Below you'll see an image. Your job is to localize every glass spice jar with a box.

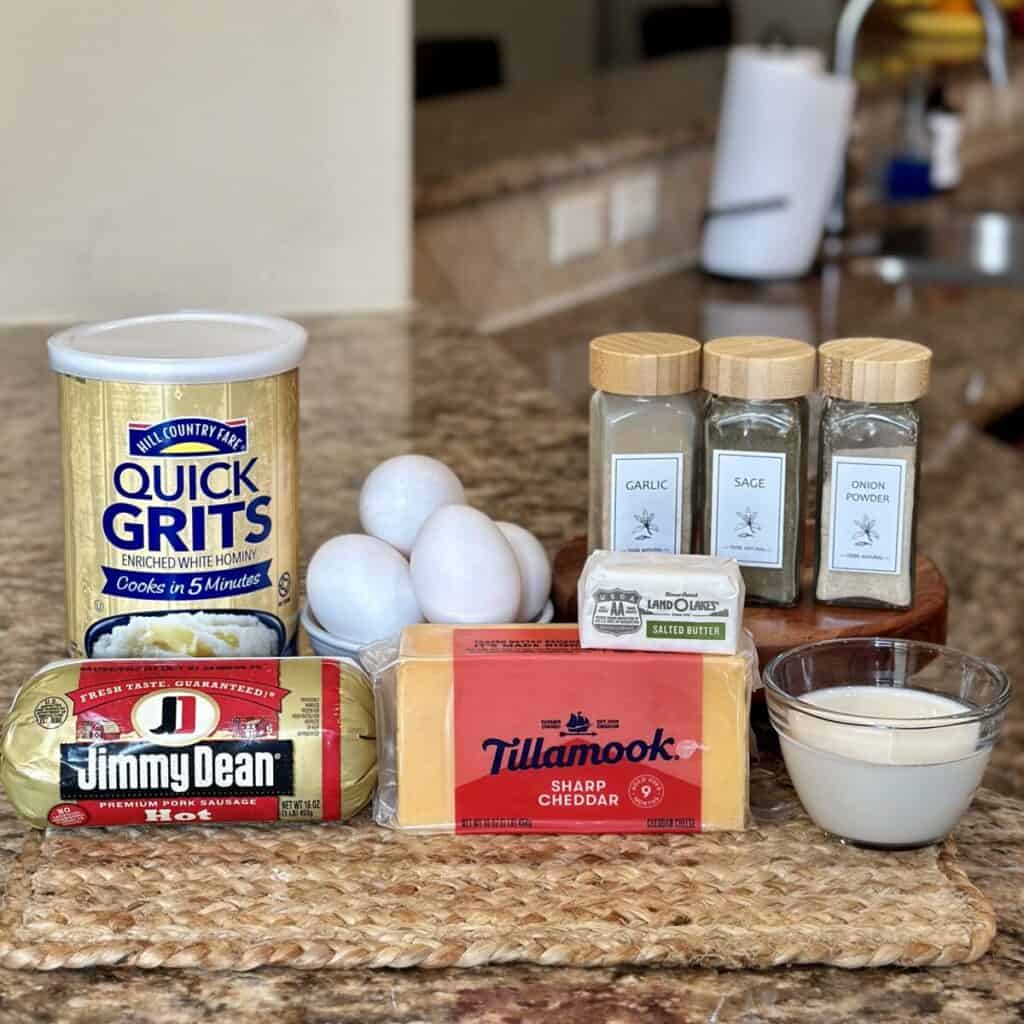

[814,337,932,610]
[588,333,702,555]
[701,336,815,606]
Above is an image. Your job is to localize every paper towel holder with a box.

[702,196,789,226]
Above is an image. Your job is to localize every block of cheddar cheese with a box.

[371,624,756,835]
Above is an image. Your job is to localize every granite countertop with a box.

[3,164,1024,1021]
[415,50,724,215]
[0,284,1022,1020]
[416,38,1024,216]
[498,156,1024,802]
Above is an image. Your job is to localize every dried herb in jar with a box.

[814,338,932,610]
[701,336,815,607]
[588,333,702,555]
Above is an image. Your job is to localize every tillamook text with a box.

[482,729,676,775]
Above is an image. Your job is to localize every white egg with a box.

[496,522,552,622]
[359,454,466,556]
[306,534,423,644]
[411,506,521,624]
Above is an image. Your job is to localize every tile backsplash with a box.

[416,57,1024,331]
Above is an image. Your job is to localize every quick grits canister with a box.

[48,313,306,658]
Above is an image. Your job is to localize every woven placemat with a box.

[0,802,995,972]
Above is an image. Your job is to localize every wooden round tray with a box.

[552,535,948,669]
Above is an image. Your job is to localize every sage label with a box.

[610,452,683,553]
[827,456,907,574]
[709,450,785,568]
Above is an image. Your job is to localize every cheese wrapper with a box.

[366,624,756,835]
[578,550,745,654]
[0,658,376,829]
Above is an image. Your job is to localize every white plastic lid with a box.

[47,311,307,384]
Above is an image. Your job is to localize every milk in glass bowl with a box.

[764,638,1011,848]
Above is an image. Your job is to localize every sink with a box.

[985,403,1024,451]
[836,213,1024,286]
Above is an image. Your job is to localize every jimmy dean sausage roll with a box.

[0,657,375,829]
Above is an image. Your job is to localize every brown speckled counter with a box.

[3,163,1024,1017]
[0,295,1022,1021]
[416,41,1024,217]
[497,161,1024,802]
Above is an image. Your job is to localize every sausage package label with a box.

[369,624,755,835]
[0,658,377,829]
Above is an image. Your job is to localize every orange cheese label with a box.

[453,628,704,833]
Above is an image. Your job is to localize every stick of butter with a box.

[578,551,745,654]
[366,623,756,835]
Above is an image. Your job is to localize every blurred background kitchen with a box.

[1,0,1021,788]
[7,3,1022,398]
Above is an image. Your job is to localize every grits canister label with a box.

[827,456,907,575]
[453,629,703,833]
[609,452,684,553]
[57,371,299,656]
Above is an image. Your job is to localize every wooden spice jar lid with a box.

[819,338,932,403]
[589,333,701,396]
[702,336,816,400]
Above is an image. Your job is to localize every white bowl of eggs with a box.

[303,454,554,659]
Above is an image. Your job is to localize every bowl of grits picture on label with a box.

[84,608,286,658]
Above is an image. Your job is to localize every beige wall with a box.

[0,0,411,323]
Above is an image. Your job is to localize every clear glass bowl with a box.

[763,637,1011,848]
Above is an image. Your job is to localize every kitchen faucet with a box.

[826,0,1010,235]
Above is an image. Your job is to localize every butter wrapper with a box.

[578,550,745,654]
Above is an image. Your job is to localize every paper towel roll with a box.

[701,46,856,280]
